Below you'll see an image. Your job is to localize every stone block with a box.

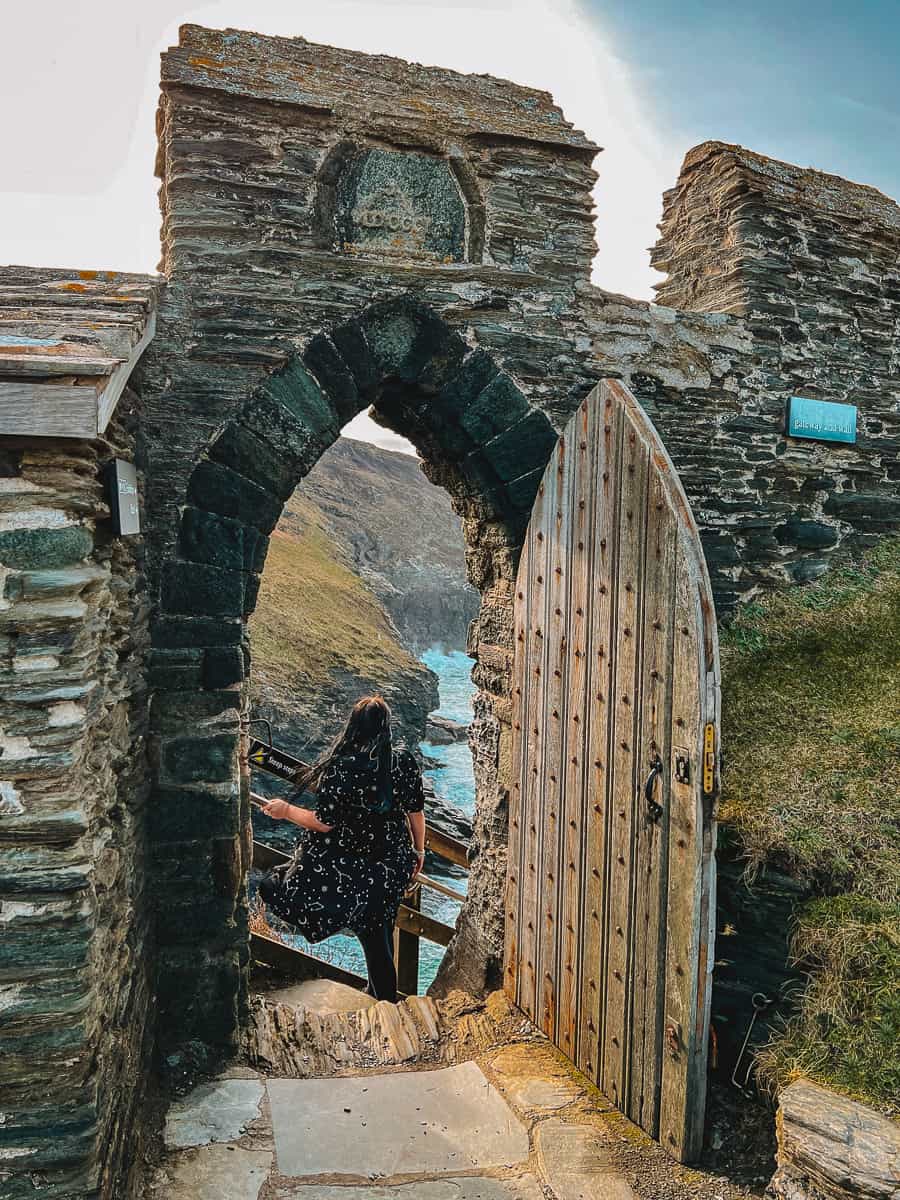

[825,490,900,526]
[0,526,93,570]
[203,647,245,689]
[436,349,500,416]
[240,392,327,478]
[330,319,381,397]
[157,897,239,946]
[460,374,530,443]
[148,648,205,691]
[775,518,839,549]
[260,358,340,441]
[161,732,239,785]
[267,1061,529,1178]
[179,507,246,572]
[244,530,269,574]
[151,615,244,650]
[243,572,261,616]
[468,410,558,485]
[504,468,543,515]
[303,333,362,424]
[156,1144,271,1200]
[150,688,240,737]
[161,562,246,618]
[149,788,241,843]
[534,1120,636,1200]
[768,1079,900,1200]
[187,461,282,533]
[701,532,742,567]
[156,955,241,1047]
[163,1077,265,1149]
[358,296,467,391]
[209,423,297,499]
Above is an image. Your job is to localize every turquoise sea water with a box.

[271,647,476,991]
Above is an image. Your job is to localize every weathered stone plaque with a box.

[332,149,466,262]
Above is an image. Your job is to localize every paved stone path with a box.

[148,984,639,1200]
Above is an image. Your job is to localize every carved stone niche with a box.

[316,142,472,263]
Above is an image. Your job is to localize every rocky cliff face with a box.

[248,437,475,809]
[295,438,479,652]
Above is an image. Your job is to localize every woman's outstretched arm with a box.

[261,798,333,833]
[407,809,426,880]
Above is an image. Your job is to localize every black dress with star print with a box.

[264,746,425,942]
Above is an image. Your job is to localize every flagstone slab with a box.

[156,1144,272,1200]
[488,1044,586,1113]
[268,1061,530,1179]
[274,1177,545,1199]
[535,1120,637,1200]
[164,1078,265,1149]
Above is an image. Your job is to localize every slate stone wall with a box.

[653,140,900,582]
[3,30,900,1195]
[134,28,900,1051]
[0,394,152,1198]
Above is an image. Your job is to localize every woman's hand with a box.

[262,799,292,821]
[409,848,425,884]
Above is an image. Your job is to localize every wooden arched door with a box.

[504,379,720,1163]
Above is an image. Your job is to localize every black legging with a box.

[358,920,397,1002]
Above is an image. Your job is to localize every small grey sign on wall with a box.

[333,149,466,262]
[105,459,141,536]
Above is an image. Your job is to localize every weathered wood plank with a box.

[519,461,555,1022]
[601,418,649,1111]
[657,535,720,1161]
[537,433,571,1040]
[576,388,619,1082]
[250,931,367,989]
[627,467,677,1136]
[556,397,595,1064]
[0,382,100,438]
[0,353,119,378]
[96,308,157,433]
[504,533,529,1001]
[423,824,469,869]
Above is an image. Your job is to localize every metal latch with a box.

[674,752,691,785]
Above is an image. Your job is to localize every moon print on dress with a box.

[264,747,425,942]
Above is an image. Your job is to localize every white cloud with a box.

[0,0,673,453]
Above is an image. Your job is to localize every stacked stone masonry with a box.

[0,24,898,1200]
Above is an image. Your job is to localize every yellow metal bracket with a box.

[703,724,717,796]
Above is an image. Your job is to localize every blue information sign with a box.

[787,397,857,444]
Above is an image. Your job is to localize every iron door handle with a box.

[644,755,663,822]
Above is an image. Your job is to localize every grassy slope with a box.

[249,496,427,693]
[719,539,899,1112]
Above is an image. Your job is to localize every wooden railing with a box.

[245,731,469,995]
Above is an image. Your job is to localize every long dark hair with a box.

[293,695,393,795]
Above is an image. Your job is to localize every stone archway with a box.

[150,294,560,1052]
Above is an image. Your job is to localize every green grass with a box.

[249,497,427,694]
[720,539,900,1112]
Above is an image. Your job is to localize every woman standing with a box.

[259,695,426,1002]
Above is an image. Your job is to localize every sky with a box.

[1,0,896,454]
